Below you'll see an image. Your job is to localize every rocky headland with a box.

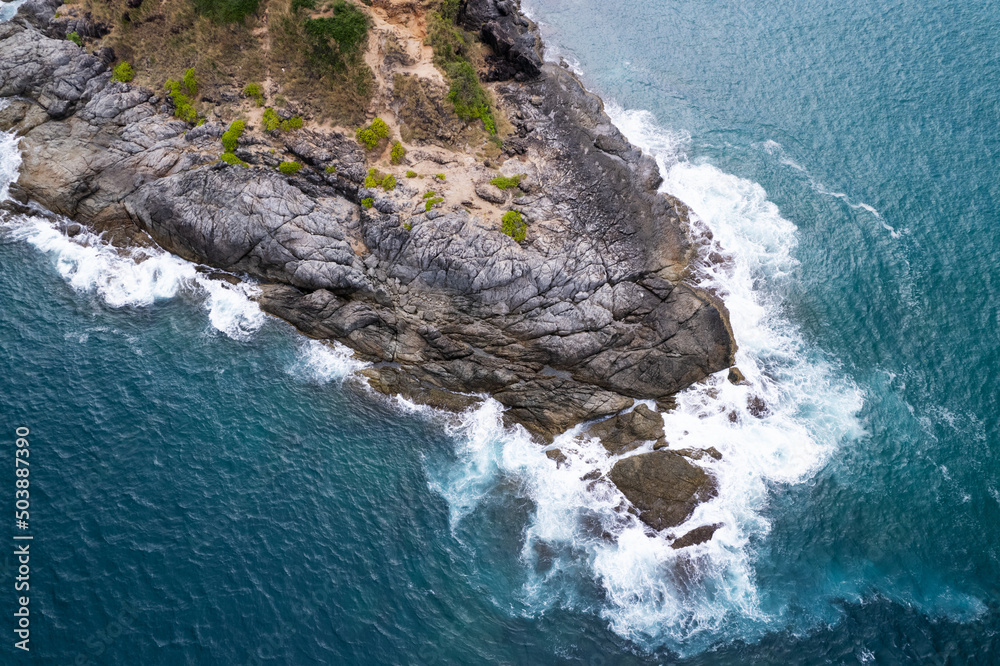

[0,0,735,546]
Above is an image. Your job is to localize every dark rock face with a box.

[671,523,723,549]
[0,1,734,446]
[461,0,543,80]
[609,451,717,531]
[586,404,665,455]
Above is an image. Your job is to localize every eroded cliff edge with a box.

[0,0,735,539]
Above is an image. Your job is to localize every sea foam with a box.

[422,102,866,653]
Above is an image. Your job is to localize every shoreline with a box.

[0,0,737,544]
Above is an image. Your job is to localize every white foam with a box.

[422,102,866,652]
[1,214,267,340]
[286,338,368,384]
[0,129,21,201]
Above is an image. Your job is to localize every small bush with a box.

[278,161,302,174]
[280,116,303,131]
[356,117,390,149]
[165,79,199,124]
[390,141,406,165]
[501,210,527,242]
[66,31,83,46]
[243,82,264,106]
[406,170,417,178]
[325,165,337,174]
[362,197,374,209]
[304,2,370,72]
[191,0,260,23]
[422,190,436,199]
[182,68,198,97]
[220,152,247,166]
[262,107,281,131]
[403,222,412,231]
[445,60,496,134]
[221,120,245,152]
[490,174,524,190]
[382,174,396,191]
[425,197,443,211]
[111,61,134,83]
[435,173,446,181]
[364,168,379,189]
[291,0,315,11]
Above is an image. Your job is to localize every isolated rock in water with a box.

[609,450,717,531]
[728,366,746,384]
[586,404,664,455]
[671,523,723,550]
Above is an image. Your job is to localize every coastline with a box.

[1,0,736,542]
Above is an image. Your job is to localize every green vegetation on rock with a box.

[406,170,417,178]
[361,197,374,209]
[501,210,527,242]
[435,173,446,181]
[182,68,199,96]
[262,107,281,131]
[243,82,264,106]
[356,117,390,149]
[165,78,200,124]
[390,141,406,165]
[66,31,83,46]
[325,165,337,174]
[422,190,436,199]
[278,161,302,174]
[220,152,247,166]
[382,174,396,191]
[426,4,497,135]
[425,197,443,211]
[111,61,134,83]
[221,120,245,152]
[490,174,523,190]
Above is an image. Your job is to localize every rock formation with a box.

[0,0,733,536]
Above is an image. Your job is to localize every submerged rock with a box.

[609,451,717,531]
[586,404,665,455]
[671,523,723,549]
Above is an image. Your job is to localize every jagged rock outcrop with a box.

[1,0,733,527]
[586,404,666,455]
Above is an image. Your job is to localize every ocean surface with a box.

[2,0,999,662]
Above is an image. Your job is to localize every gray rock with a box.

[585,404,665,455]
[671,523,723,549]
[609,451,717,531]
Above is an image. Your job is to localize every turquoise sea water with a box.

[2,0,999,662]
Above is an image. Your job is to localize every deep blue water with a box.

[2,0,1000,662]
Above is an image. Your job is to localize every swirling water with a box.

[2,0,999,662]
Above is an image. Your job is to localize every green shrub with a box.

[221,120,246,152]
[325,165,337,174]
[182,68,198,97]
[191,0,260,23]
[381,174,396,191]
[361,197,374,209]
[355,117,390,149]
[403,222,412,231]
[220,152,247,166]
[364,168,379,189]
[501,210,527,242]
[390,141,406,165]
[66,31,83,46]
[111,61,134,83]
[243,82,264,106]
[291,0,315,11]
[279,116,303,131]
[490,174,523,190]
[165,79,199,124]
[262,107,281,131]
[435,173,446,181]
[278,161,302,174]
[422,190,436,199]
[304,1,369,71]
[425,197,443,211]
[405,170,417,178]
[445,61,496,134]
